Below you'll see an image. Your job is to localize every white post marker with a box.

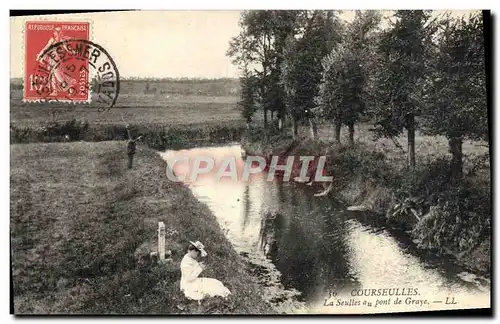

[158,222,166,261]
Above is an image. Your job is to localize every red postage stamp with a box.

[24,21,90,102]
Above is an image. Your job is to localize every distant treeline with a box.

[120,78,240,97]
[122,77,239,83]
[10,77,241,97]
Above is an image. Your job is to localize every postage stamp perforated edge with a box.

[21,16,94,105]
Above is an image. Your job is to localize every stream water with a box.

[160,144,490,314]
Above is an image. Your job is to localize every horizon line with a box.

[9,76,240,82]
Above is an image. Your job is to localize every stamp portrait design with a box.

[24,21,90,102]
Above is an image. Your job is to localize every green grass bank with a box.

[10,119,245,150]
[10,141,274,314]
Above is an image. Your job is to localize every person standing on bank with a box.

[126,124,143,169]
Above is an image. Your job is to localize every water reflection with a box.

[257,184,359,303]
[160,145,490,312]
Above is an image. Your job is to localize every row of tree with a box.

[227,10,488,180]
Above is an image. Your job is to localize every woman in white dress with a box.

[180,241,231,301]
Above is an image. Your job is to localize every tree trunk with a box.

[309,118,318,140]
[348,124,355,146]
[263,108,268,128]
[407,114,416,169]
[271,110,274,120]
[449,137,463,181]
[292,117,299,139]
[277,109,285,132]
[334,120,341,144]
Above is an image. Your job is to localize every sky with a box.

[10,10,479,79]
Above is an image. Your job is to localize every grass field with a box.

[316,122,490,176]
[10,141,273,314]
[11,77,240,98]
[10,77,242,127]
[10,78,246,148]
[10,90,242,127]
[249,120,489,178]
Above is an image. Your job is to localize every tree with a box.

[227,11,275,128]
[280,35,301,138]
[298,11,343,139]
[316,10,381,145]
[227,11,304,130]
[280,11,343,139]
[422,12,487,180]
[238,66,258,125]
[268,11,302,131]
[371,10,437,168]
[316,48,342,143]
[316,45,363,145]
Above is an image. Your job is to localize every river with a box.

[160,144,490,314]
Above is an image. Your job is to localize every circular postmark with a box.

[31,39,120,111]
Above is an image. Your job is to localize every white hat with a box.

[189,241,207,257]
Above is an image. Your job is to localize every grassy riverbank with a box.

[241,124,491,275]
[10,141,274,314]
[10,81,245,149]
[10,119,245,150]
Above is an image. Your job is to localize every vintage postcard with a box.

[10,10,491,315]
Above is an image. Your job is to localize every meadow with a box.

[10,141,273,314]
[314,122,489,178]
[10,78,246,149]
[10,77,242,127]
[10,78,277,314]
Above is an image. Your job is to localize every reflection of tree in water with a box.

[259,211,284,261]
[241,182,252,230]
[278,220,317,299]
[258,184,360,302]
[276,179,286,206]
[319,210,361,294]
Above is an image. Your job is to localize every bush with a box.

[330,144,394,186]
[393,158,452,204]
[412,182,491,255]
[10,120,245,150]
[11,119,90,143]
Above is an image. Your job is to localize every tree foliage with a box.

[227,11,306,127]
[421,12,486,180]
[371,11,437,137]
[228,10,487,165]
[280,11,343,137]
[422,12,487,141]
[370,10,438,167]
[237,66,258,123]
[315,11,381,138]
